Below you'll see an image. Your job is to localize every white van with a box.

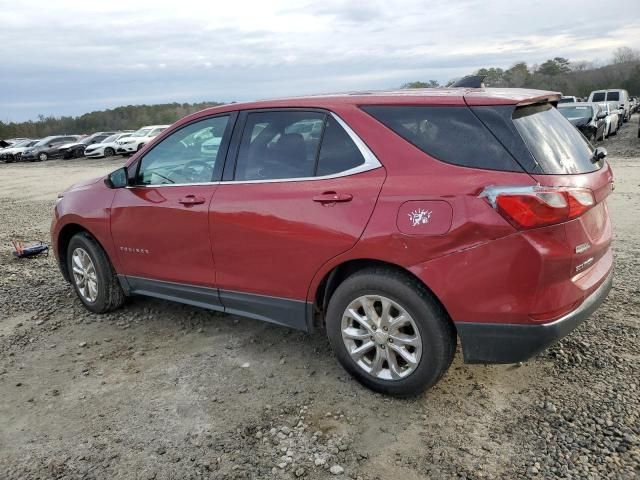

[588,89,630,122]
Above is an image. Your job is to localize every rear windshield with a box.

[361,106,522,172]
[558,106,593,118]
[606,91,620,101]
[558,98,574,103]
[512,104,599,174]
[591,92,606,102]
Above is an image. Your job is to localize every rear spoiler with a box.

[463,88,561,107]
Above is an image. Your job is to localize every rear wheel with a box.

[325,267,456,397]
[104,147,115,157]
[67,233,125,313]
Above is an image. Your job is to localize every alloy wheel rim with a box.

[341,295,422,381]
[71,248,99,303]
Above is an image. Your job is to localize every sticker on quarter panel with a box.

[397,201,453,235]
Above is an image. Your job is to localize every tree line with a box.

[402,46,640,97]
[0,102,223,139]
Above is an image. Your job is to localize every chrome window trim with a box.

[127,112,382,188]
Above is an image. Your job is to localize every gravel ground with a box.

[0,117,638,480]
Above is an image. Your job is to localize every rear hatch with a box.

[466,95,614,314]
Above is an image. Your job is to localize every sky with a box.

[1,0,639,122]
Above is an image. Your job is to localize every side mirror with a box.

[596,112,607,119]
[104,167,129,189]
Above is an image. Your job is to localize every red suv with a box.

[51,88,613,396]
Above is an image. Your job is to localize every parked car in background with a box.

[629,97,638,114]
[600,102,620,137]
[21,135,81,161]
[0,139,38,163]
[116,125,169,155]
[52,88,613,396]
[557,102,607,142]
[588,89,630,122]
[558,96,579,103]
[84,131,134,158]
[56,132,117,159]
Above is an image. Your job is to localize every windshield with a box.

[34,137,56,146]
[79,136,96,145]
[11,139,32,148]
[606,91,620,101]
[513,104,599,174]
[101,134,118,143]
[558,106,593,118]
[132,128,152,137]
[558,98,574,103]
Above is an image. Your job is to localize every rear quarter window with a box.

[361,106,523,172]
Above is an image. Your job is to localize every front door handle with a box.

[178,195,206,206]
[312,192,353,204]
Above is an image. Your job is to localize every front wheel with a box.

[67,233,125,313]
[38,152,48,161]
[325,268,456,397]
[104,147,115,157]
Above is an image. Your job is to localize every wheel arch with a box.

[56,223,107,283]
[311,258,455,333]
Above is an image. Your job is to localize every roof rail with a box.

[450,75,486,88]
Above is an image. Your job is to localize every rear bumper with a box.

[456,269,613,364]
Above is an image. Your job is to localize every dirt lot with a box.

[1,119,639,480]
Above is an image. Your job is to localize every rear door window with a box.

[316,116,365,176]
[234,111,325,181]
[512,104,600,174]
[591,92,606,102]
[362,105,523,172]
[606,91,620,101]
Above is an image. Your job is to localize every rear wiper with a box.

[591,147,607,164]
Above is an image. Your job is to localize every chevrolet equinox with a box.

[51,88,614,396]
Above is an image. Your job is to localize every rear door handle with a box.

[312,192,353,204]
[178,195,206,206]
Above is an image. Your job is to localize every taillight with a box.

[480,186,595,229]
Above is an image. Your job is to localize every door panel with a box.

[210,169,385,300]
[111,185,217,286]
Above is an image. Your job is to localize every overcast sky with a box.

[1,0,639,122]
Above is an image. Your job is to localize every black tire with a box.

[104,147,115,157]
[137,143,144,151]
[67,232,125,313]
[325,267,456,397]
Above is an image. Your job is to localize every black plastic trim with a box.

[120,275,311,331]
[457,271,613,364]
[219,289,308,331]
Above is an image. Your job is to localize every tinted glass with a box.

[362,106,522,172]
[606,91,620,101]
[591,92,606,102]
[235,111,325,181]
[558,105,593,118]
[137,116,229,185]
[558,98,573,103]
[513,104,599,174]
[316,116,365,176]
